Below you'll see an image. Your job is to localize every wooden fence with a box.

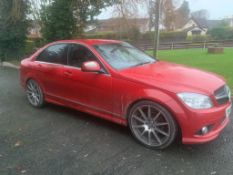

[132,40,233,51]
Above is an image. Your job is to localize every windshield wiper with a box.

[133,61,155,67]
[110,45,122,53]
[110,45,133,53]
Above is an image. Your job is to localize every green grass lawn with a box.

[147,48,233,92]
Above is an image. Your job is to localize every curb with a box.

[1,62,19,70]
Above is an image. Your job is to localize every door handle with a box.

[63,71,72,77]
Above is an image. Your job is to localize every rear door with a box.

[34,43,69,97]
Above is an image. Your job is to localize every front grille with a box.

[214,85,231,105]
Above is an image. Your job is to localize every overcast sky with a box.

[98,0,233,20]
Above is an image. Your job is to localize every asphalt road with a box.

[0,67,233,175]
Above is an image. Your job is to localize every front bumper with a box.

[182,102,231,144]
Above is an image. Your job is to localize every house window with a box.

[192,30,201,35]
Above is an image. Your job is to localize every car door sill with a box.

[46,93,122,118]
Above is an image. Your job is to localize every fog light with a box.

[196,125,213,136]
[201,126,208,135]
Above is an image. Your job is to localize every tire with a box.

[128,101,177,149]
[26,79,44,108]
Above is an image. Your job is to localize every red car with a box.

[20,39,232,149]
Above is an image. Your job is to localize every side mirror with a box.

[81,61,101,73]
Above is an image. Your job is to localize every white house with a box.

[179,17,230,37]
[180,18,208,36]
[27,20,42,39]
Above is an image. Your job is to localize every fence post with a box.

[203,41,206,50]
[0,53,6,68]
[171,42,174,50]
[0,59,2,67]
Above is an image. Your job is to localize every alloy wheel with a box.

[26,80,44,107]
[129,102,177,149]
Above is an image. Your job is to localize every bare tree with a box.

[148,0,185,31]
[191,9,210,20]
[29,0,52,20]
[148,0,186,57]
[113,0,141,18]
[147,0,157,31]
[111,0,144,38]
[174,0,190,28]
[163,0,176,31]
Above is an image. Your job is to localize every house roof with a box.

[192,17,208,28]
[191,17,223,29]
[182,25,205,33]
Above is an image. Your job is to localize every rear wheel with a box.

[128,101,177,149]
[26,79,44,108]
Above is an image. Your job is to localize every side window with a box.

[37,44,68,65]
[68,44,97,68]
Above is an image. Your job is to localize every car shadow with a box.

[45,103,129,136]
[43,103,232,154]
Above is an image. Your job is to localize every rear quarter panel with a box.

[20,58,46,93]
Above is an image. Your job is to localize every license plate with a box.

[226,105,232,118]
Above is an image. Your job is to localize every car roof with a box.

[53,39,122,46]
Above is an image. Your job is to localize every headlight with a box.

[177,93,213,109]
[226,85,231,100]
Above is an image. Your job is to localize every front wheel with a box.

[26,79,44,108]
[128,101,177,149]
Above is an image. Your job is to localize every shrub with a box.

[127,27,141,41]
[160,31,187,42]
[83,31,118,40]
[208,27,233,40]
[22,38,47,58]
[0,0,29,62]
[82,30,187,43]
[186,35,192,41]
[83,27,141,41]
[25,40,36,56]
[186,35,210,42]
[142,31,187,42]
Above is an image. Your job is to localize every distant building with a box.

[179,17,233,36]
[27,16,233,39]
[85,18,155,33]
[27,20,42,39]
[224,16,233,27]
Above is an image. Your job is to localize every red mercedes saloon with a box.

[20,39,232,149]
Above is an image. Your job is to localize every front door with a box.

[63,44,113,114]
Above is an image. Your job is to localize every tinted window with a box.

[37,44,68,64]
[68,44,96,68]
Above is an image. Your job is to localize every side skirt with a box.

[45,94,128,126]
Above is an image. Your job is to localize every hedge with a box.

[83,31,187,43]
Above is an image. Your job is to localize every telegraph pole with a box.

[153,0,161,58]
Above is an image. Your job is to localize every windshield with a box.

[94,42,156,70]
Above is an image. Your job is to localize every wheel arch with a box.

[124,94,186,140]
[25,77,46,93]
[126,98,180,125]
